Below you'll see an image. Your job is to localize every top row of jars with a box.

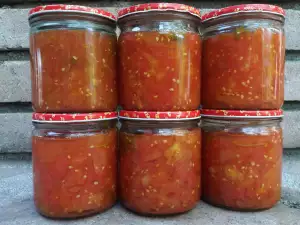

[29,3,286,112]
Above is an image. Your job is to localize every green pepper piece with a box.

[235,26,246,39]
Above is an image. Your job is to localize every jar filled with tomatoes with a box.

[119,110,201,215]
[29,5,117,112]
[32,112,117,218]
[201,4,285,110]
[201,109,283,211]
[118,3,202,111]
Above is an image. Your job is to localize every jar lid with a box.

[29,5,116,21]
[32,112,117,123]
[118,3,201,19]
[202,4,285,22]
[119,110,201,121]
[201,109,283,119]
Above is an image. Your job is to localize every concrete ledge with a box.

[284,61,300,101]
[0,61,30,102]
[0,156,299,225]
[0,112,32,153]
[0,110,299,153]
[282,150,300,208]
[0,6,299,50]
[282,110,300,149]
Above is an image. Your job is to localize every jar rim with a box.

[32,112,118,123]
[201,109,283,119]
[202,4,285,22]
[28,4,116,22]
[117,3,201,20]
[119,110,201,121]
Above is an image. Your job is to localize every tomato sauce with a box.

[32,129,117,218]
[119,31,201,111]
[202,128,282,210]
[202,28,285,109]
[119,129,201,215]
[30,29,117,112]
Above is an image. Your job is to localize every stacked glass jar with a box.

[29,5,118,218]
[28,2,287,219]
[117,3,202,215]
[201,4,285,211]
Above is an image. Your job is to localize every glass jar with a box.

[201,109,283,211]
[29,5,117,113]
[201,4,285,110]
[119,110,201,215]
[32,112,117,218]
[118,3,202,111]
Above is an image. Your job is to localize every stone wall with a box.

[0,0,300,152]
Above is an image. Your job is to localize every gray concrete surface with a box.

[0,61,31,102]
[282,110,300,149]
[0,110,299,153]
[0,112,32,153]
[282,150,300,209]
[0,152,299,225]
[285,61,300,101]
[1,60,299,103]
[0,5,299,50]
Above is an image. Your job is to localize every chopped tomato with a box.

[202,128,282,210]
[30,30,117,112]
[202,27,285,109]
[118,31,201,111]
[32,129,117,218]
[119,129,201,215]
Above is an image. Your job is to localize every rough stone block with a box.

[0,112,32,153]
[0,8,29,50]
[0,59,299,102]
[284,61,300,101]
[282,150,300,208]
[0,61,31,102]
[285,9,300,50]
[283,110,300,149]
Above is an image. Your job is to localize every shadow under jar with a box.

[32,112,117,219]
[201,109,283,211]
[119,110,201,215]
[201,4,285,110]
[29,5,118,113]
[117,3,202,111]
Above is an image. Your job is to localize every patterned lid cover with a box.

[118,3,201,19]
[29,4,116,21]
[119,110,201,120]
[201,109,283,118]
[32,112,118,123]
[202,4,285,22]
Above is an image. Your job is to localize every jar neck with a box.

[203,13,284,28]
[202,117,282,128]
[118,12,200,33]
[202,13,284,37]
[29,13,116,35]
[121,119,199,130]
[33,120,117,132]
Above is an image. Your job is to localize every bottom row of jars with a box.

[32,109,283,218]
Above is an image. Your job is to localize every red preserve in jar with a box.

[201,4,285,110]
[118,3,202,111]
[119,110,201,215]
[32,112,117,218]
[29,5,117,112]
[201,109,283,211]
